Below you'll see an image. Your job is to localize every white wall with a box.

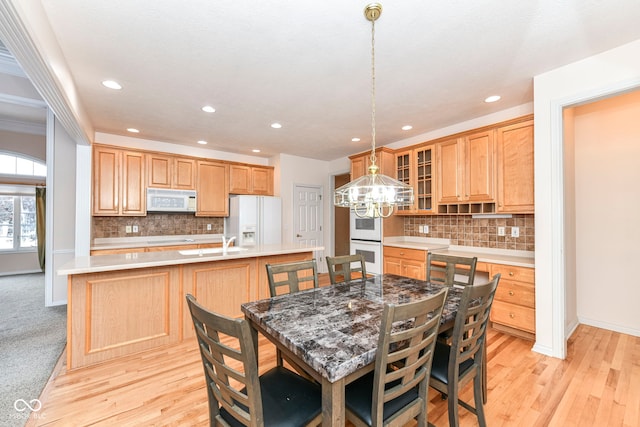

[572,92,640,336]
[46,113,77,305]
[534,38,640,358]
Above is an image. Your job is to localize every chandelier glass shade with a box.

[333,3,414,218]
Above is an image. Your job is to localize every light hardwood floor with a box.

[29,319,639,426]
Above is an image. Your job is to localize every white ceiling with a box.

[4,1,640,160]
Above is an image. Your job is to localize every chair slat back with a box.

[326,254,367,284]
[450,274,500,368]
[266,260,319,297]
[427,253,478,288]
[371,288,448,426]
[186,294,263,427]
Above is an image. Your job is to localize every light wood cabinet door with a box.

[147,154,195,190]
[196,160,229,216]
[437,138,464,204]
[229,164,251,194]
[383,246,427,280]
[349,148,395,181]
[250,166,273,195]
[229,164,274,195]
[393,145,435,215]
[466,130,495,202]
[350,155,367,180]
[93,146,145,216]
[93,146,119,215]
[496,120,534,213]
[121,150,146,215]
[489,262,535,339]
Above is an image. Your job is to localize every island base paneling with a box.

[66,251,313,369]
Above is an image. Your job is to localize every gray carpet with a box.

[0,273,66,427]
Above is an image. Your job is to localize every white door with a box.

[293,185,324,268]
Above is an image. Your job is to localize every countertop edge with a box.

[58,244,324,275]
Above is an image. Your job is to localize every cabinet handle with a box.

[508,290,515,296]
[509,271,514,276]
[509,313,515,318]
[400,252,404,255]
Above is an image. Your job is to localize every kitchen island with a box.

[58,243,323,369]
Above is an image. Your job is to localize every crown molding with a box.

[0,0,90,145]
[0,116,45,135]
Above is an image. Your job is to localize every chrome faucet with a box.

[222,236,236,253]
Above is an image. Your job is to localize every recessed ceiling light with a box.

[202,105,216,113]
[352,137,361,142]
[127,128,139,133]
[252,149,261,153]
[102,80,122,90]
[401,125,413,131]
[484,95,501,103]
[270,123,282,129]
[197,140,208,145]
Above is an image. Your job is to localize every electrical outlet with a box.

[497,226,505,236]
[207,224,212,231]
[132,225,138,233]
[125,225,132,233]
[418,225,424,233]
[511,226,520,238]
[424,225,429,234]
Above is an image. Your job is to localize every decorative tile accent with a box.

[92,214,224,239]
[404,214,535,251]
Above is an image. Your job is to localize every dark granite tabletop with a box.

[241,273,463,383]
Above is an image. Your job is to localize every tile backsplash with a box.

[92,214,224,239]
[403,214,534,251]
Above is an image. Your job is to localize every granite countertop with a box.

[58,243,324,276]
[242,274,461,383]
[383,236,534,268]
[91,234,225,251]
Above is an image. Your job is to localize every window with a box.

[0,152,46,177]
[0,194,37,251]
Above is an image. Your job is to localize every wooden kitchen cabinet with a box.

[147,153,195,190]
[229,164,274,195]
[489,263,535,340]
[92,146,146,216]
[394,145,435,215]
[436,130,496,213]
[196,160,229,216]
[383,246,427,280]
[349,147,395,180]
[496,120,534,213]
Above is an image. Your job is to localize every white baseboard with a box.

[578,317,640,337]
[565,318,580,339]
[0,269,42,277]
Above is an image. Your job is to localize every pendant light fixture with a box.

[334,3,414,218]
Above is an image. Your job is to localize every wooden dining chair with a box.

[265,259,319,297]
[265,259,319,372]
[429,273,500,427]
[185,294,322,427]
[344,288,448,427]
[326,254,367,285]
[426,252,478,288]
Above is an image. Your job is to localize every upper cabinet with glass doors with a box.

[394,145,435,215]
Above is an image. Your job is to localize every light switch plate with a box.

[498,226,505,236]
[511,226,520,238]
[125,225,132,233]
[132,225,138,233]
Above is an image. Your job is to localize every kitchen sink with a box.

[178,247,248,256]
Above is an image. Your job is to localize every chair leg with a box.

[276,348,283,367]
[447,381,460,427]
[473,369,487,427]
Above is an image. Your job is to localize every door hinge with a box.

[319,194,322,200]
[320,225,322,231]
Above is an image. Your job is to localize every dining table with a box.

[241,273,465,427]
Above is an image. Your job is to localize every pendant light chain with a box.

[370,15,377,167]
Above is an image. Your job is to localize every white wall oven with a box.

[350,211,383,274]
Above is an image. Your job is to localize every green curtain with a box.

[36,186,46,271]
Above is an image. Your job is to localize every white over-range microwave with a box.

[146,188,197,212]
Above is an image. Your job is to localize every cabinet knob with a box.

[509,271,514,276]
[508,290,515,296]
[509,313,515,318]
[400,251,404,255]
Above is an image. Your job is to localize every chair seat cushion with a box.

[345,371,419,426]
[220,366,321,427]
[430,341,475,385]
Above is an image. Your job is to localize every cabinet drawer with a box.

[491,301,535,333]
[383,246,426,262]
[491,264,534,283]
[495,281,535,308]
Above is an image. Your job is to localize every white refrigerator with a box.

[225,195,282,247]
